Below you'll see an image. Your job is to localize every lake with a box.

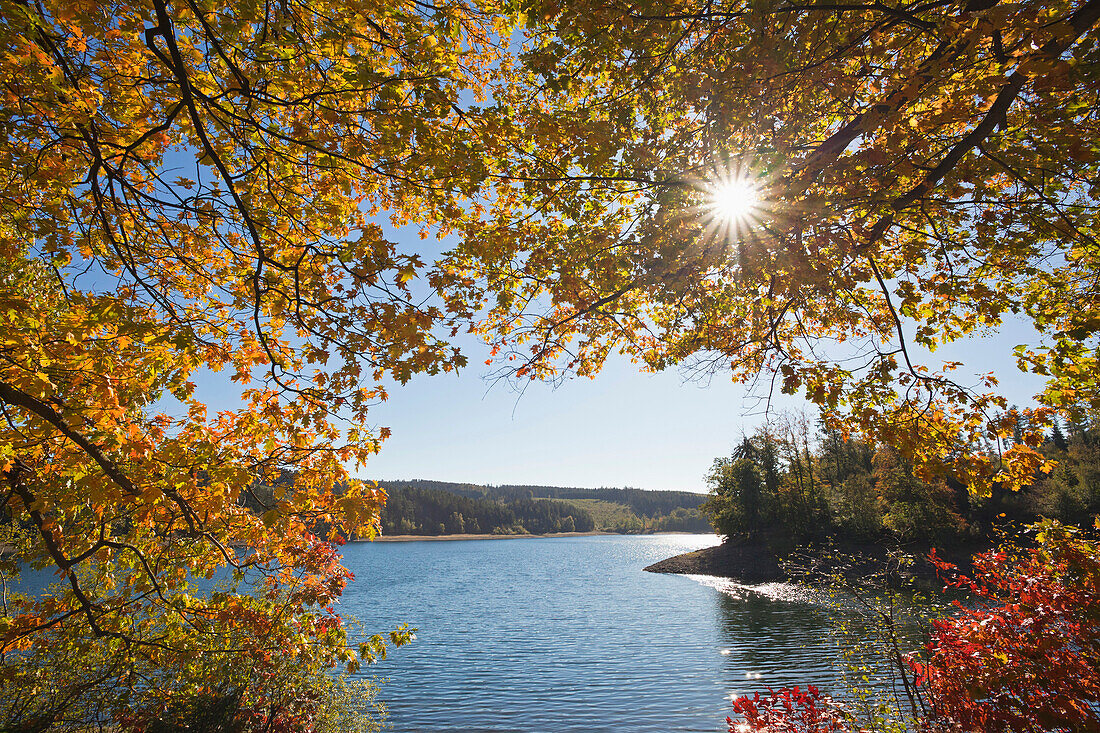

[341,534,855,733]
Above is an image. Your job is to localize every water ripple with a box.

[340,535,861,732]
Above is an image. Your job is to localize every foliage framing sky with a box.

[357,227,1047,493]
[172,223,1046,494]
[360,326,1044,493]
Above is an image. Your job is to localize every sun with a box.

[686,160,771,248]
[708,176,760,224]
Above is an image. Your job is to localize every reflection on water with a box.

[701,573,936,722]
[689,575,827,604]
[709,581,840,696]
[13,534,927,732]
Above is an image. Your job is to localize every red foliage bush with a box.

[912,524,1100,732]
[728,686,853,733]
[727,522,1100,733]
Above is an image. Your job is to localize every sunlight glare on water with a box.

[685,575,827,605]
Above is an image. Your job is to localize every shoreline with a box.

[1,530,712,555]
[644,534,986,584]
[368,530,708,542]
[369,530,611,542]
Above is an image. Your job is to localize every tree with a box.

[440,0,1100,496]
[818,419,882,538]
[702,455,764,538]
[1051,419,1070,452]
[0,0,512,726]
[873,446,966,542]
[5,0,1099,723]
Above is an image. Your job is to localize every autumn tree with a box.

[0,0,517,726]
[915,522,1100,732]
[5,0,1100,724]
[441,0,1100,496]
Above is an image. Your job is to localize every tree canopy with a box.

[0,0,511,725]
[440,0,1100,494]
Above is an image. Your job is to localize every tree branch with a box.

[0,380,139,498]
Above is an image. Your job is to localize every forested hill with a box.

[375,480,711,535]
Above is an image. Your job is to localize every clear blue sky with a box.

[354,316,1046,494]
[180,300,1045,494]
[359,345,798,493]
[135,150,1051,494]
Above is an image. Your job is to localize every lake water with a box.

[341,534,855,733]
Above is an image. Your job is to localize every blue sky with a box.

[353,314,1046,494]
[134,143,1049,494]
[172,230,1047,494]
[156,212,1049,495]
[175,274,1046,494]
[359,346,796,493]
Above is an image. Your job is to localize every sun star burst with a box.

[710,177,760,224]
[691,163,770,249]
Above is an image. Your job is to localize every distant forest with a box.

[701,411,1100,544]
[375,480,711,536]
